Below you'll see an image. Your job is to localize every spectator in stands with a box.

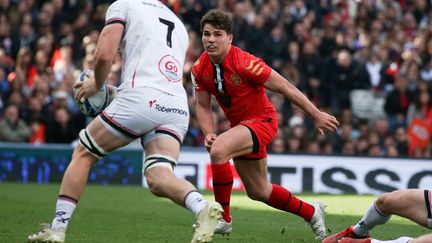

[287,136,304,153]
[326,49,370,110]
[365,51,383,93]
[372,118,390,143]
[394,126,409,156]
[244,14,267,57]
[306,141,321,154]
[45,105,78,144]
[0,0,429,157]
[368,144,382,156]
[341,141,356,155]
[14,47,34,88]
[356,137,369,156]
[386,145,399,157]
[26,96,46,144]
[406,90,432,125]
[270,137,286,154]
[0,104,32,142]
[298,41,326,103]
[263,24,288,69]
[335,124,356,152]
[230,1,248,48]
[384,73,415,130]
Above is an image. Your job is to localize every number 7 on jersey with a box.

[159,18,175,48]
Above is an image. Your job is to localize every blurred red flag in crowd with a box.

[407,118,431,155]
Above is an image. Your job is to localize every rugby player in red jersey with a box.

[191,9,339,240]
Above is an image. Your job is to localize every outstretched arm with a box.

[264,70,339,134]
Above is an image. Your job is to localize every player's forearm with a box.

[93,24,122,89]
[196,105,215,136]
[93,58,111,89]
[285,84,320,119]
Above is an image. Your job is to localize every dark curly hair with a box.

[200,9,233,34]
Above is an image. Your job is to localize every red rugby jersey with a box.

[192,45,276,125]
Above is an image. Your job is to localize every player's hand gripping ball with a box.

[74,70,109,117]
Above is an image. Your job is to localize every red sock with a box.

[211,162,233,222]
[266,184,314,222]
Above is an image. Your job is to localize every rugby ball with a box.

[75,70,109,117]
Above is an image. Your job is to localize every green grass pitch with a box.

[0,183,429,242]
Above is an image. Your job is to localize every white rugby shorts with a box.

[99,87,189,145]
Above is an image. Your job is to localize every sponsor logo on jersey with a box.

[230,73,241,86]
[158,55,182,82]
[154,103,188,116]
[149,99,157,108]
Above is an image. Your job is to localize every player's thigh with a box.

[211,125,254,158]
[378,189,423,211]
[378,189,428,226]
[236,114,278,159]
[87,117,130,152]
[140,94,189,175]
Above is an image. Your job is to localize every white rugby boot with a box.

[214,218,232,235]
[191,201,223,243]
[308,201,327,240]
[28,223,65,243]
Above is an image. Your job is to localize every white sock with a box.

[353,202,391,236]
[371,236,413,243]
[184,191,207,216]
[51,199,77,231]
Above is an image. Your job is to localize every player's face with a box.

[202,24,233,63]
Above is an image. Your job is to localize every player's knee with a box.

[145,172,164,197]
[376,191,396,214]
[209,143,228,163]
[143,154,177,195]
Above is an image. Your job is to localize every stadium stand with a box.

[0,0,430,158]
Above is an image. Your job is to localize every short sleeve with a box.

[105,0,128,26]
[191,69,205,92]
[240,51,272,86]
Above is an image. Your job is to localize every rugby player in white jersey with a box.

[27,1,222,242]
[323,189,432,243]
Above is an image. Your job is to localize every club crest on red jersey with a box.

[230,73,241,86]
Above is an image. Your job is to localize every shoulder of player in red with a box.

[229,46,272,84]
[191,52,208,77]
[191,52,210,91]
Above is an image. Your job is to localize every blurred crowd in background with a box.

[0,0,431,158]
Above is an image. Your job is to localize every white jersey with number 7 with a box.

[105,0,188,97]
